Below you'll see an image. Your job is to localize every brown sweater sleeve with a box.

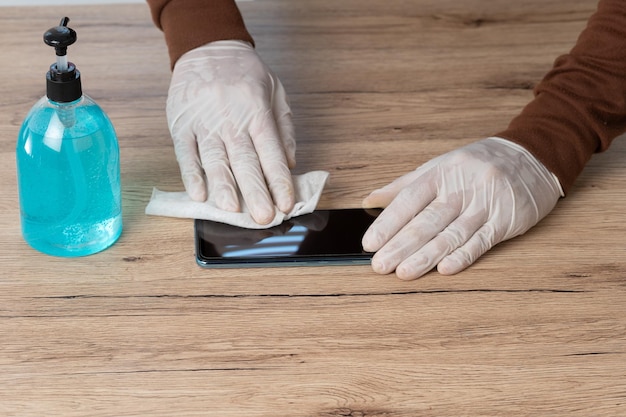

[496,0,626,194]
[146,0,254,68]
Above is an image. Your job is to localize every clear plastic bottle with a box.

[16,17,122,257]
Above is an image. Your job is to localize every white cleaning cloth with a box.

[145,171,330,229]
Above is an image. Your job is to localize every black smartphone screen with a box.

[194,208,382,268]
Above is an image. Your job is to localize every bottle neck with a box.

[47,95,84,107]
[46,62,82,103]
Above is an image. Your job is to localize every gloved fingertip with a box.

[362,194,381,209]
[187,184,208,202]
[369,257,388,275]
[395,256,432,281]
[395,268,421,281]
[252,205,276,225]
[361,241,371,253]
[183,174,207,202]
[361,197,375,209]
[189,190,207,202]
[269,178,296,214]
[437,257,465,276]
[361,232,380,253]
[286,143,297,169]
[277,199,295,215]
[362,189,391,209]
[287,154,297,169]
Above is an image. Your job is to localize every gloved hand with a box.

[361,137,563,280]
[166,40,296,225]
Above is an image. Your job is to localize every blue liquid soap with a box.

[16,17,122,257]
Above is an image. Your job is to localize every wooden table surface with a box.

[1,1,625,416]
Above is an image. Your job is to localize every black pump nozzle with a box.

[44,17,77,73]
[44,17,82,103]
[44,17,76,57]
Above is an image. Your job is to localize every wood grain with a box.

[1,1,625,416]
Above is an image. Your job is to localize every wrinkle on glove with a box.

[146,171,329,229]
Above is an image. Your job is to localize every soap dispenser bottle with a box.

[16,17,123,257]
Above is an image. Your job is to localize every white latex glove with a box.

[361,137,563,280]
[167,40,296,225]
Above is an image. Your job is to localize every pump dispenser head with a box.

[44,17,82,103]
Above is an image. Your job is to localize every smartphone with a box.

[194,208,382,268]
